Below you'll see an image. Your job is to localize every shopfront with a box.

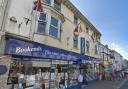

[79,57,101,84]
[4,36,87,89]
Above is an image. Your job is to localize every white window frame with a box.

[37,12,48,34]
[49,16,61,39]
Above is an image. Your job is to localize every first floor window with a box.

[49,17,59,38]
[86,40,90,53]
[73,36,78,48]
[49,25,58,37]
[37,12,47,33]
[95,45,98,54]
[37,21,46,33]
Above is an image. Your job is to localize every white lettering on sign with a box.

[15,46,42,53]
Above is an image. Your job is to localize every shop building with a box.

[112,50,123,71]
[0,0,113,89]
[0,0,125,88]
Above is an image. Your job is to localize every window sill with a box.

[35,32,61,41]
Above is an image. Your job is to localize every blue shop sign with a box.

[5,38,85,61]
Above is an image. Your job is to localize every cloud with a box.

[110,43,128,60]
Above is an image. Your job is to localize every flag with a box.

[74,25,79,36]
[33,0,43,12]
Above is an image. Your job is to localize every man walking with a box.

[77,73,83,89]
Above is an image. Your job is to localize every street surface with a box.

[83,78,127,89]
[119,80,128,89]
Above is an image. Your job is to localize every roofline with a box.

[111,50,123,57]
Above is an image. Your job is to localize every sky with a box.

[70,0,128,59]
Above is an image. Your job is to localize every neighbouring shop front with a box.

[4,36,88,89]
[80,57,101,84]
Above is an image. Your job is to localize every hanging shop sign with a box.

[5,37,85,61]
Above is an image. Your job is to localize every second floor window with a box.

[44,0,51,4]
[86,40,90,53]
[95,45,98,54]
[37,12,47,33]
[74,16,78,25]
[86,27,89,33]
[49,17,59,38]
[54,0,61,11]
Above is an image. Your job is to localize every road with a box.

[119,80,128,89]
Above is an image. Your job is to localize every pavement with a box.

[83,76,128,89]
[119,80,128,89]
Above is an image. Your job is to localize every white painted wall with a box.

[4,0,34,37]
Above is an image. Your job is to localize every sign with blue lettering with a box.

[5,38,86,61]
[80,37,85,54]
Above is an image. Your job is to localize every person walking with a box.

[77,73,83,89]
[112,70,116,80]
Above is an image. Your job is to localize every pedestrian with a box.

[77,73,83,89]
[112,70,116,80]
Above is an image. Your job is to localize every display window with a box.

[7,58,80,89]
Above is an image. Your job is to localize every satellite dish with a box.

[0,65,7,76]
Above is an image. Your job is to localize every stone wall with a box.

[0,56,12,89]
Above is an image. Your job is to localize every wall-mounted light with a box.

[9,16,17,23]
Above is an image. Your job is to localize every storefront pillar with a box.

[49,59,52,89]
[67,60,70,88]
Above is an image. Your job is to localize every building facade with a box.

[0,0,124,88]
[0,0,102,88]
[112,50,123,71]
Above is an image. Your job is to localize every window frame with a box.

[86,27,89,33]
[74,16,78,25]
[86,40,90,53]
[73,35,78,48]
[37,12,47,33]
[54,0,61,11]
[49,16,60,38]
[44,0,51,5]
[95,45,98,54]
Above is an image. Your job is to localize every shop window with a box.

[74,16,78,25]
[73,35,78,48]
[44,0,51,5]
[86,40,90,53]
[49,16,59,38]
[54,0,61,11]
[37,12,47,33]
